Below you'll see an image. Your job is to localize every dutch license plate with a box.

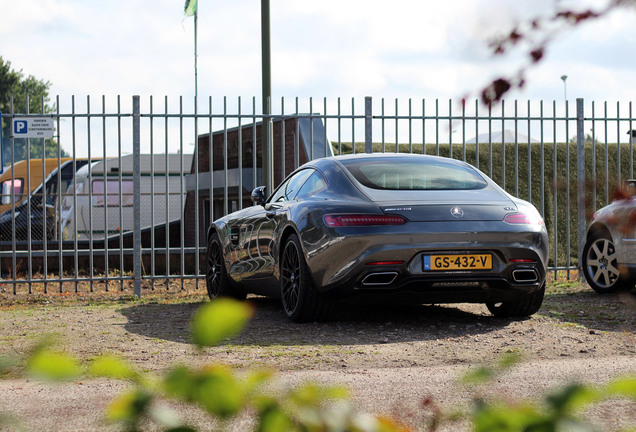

[423,254,492,271]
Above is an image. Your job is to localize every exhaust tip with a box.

[512,269,538,283]
[361,272,398,286]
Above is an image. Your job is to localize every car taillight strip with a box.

[503,212,544,225]
[324,214,407,227]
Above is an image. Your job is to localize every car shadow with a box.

[118,296,523,347]
[539,286,635,333]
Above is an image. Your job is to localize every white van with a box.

[60,154,193,240]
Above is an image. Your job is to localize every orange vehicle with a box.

[0,158,72,215]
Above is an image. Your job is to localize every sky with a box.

[2,0,635,103]
[1,0,636,152]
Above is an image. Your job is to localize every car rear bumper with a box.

[305,223,548,303]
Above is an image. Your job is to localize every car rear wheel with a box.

[486,283,545,318]
[280,234,330,322]
[206,232,246,300]
[582,232,624,293]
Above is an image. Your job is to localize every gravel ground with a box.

[0,281,634,431]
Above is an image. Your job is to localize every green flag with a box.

[184,0,197,16]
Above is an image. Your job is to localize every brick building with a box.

[183,117,331,246]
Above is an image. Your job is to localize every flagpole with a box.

[193,1,199,288]
[194,4,198,106]
[184,0,198,111]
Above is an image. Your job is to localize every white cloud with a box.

[0,0,634,106]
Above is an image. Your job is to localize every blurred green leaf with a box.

[194,365,246,418]
[163,365,197,401]
[89,355,137,380]
[257,403,296,432]
[290,382,350,407]
[606,375,636,398]
[473,402,543,432]
[164,364,247,419]
[461,366,494,385]
[290,383,323,407]
[106,389,152,424]
[545,383,597,414]
[244,369,274,389]
[26,349,81,381]
[191,298,253,347]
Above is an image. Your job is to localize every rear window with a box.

[340,158,487,190]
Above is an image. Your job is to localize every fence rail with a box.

[0,96,634,295]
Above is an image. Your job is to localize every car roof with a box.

[320,152,468,163]
[308,153,476,170]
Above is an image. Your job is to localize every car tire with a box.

[206,231,246,300]
[280,233,330,323]
[486,283,545,318]
[582,231,625,293]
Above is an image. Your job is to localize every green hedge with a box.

[333,142,635,268]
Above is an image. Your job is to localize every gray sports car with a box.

[582,180,636,293]
[206,153,549,322]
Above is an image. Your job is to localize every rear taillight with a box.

[503,212,544,225]
[324,214,408,227]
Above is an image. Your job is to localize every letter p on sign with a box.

[14,120,27,135]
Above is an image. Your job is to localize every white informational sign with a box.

[12,117,54,139]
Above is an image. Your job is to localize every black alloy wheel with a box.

[280,233,330,322]
[206,232,246,300]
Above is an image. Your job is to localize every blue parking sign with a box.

[11,117,54,138]
[14,120,28,135]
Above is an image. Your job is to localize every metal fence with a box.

[0,95,634,295]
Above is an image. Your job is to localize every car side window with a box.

[295,171,327,200]
[269,169,314,203]
[0,179,24,205]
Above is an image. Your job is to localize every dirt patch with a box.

[1,282,634,372]
[0,281,634,431]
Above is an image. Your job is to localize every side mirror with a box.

[251,186,267,206]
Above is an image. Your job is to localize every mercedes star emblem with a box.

[450,207,464,218]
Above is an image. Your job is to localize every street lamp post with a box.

[560,75,568,103]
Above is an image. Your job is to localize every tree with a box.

[481,0,631,104]
[0,57,68,164]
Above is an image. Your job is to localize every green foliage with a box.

[191,298,254,347]
[0,56,68,162]
[1,298,635,431]
[444,357,636,432]
[90,354,140,381]
[26,348,81,381]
